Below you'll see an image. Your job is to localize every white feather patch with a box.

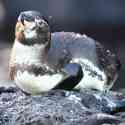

[71,58,107,91]
[15,71,64,94]
[13,41,45,65]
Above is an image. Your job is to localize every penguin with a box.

[9,11,83,94]
[9,10,120,94]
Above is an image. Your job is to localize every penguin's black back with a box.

[47,32,120,86]
[48,32,97,67]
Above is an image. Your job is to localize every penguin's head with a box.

[15,11,51,46]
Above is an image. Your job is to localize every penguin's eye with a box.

[20,15,24,25]
[20,14,35,26]
[24,15,34,22]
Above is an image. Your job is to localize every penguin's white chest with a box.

[13,41,65,94]
[13,41,45,65]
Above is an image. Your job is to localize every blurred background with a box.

[0,0,125,89]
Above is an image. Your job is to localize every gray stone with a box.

[0,81,125,125]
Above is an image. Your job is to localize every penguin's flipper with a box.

[54,63,83,90]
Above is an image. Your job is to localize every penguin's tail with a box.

[106,99,125,114]
[84,113,121,125]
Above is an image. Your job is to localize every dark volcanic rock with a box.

[0,81,125,125]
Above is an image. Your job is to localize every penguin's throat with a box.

[14,40,48,65]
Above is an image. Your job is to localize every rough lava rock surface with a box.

[0,81,125,125]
